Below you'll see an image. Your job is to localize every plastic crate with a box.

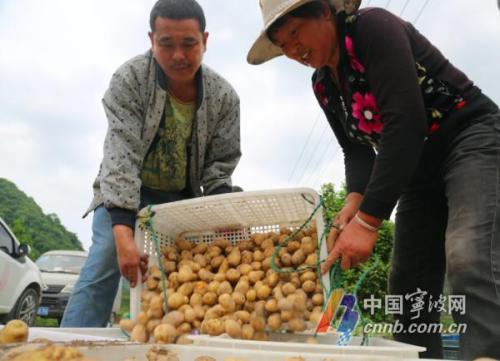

[189,333,425,359]
[131,187,329,321]
[6,343,418,361]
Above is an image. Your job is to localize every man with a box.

[61,0,241,327]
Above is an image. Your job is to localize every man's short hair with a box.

[150,0,206,33]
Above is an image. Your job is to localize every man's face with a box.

[149,17,208,85]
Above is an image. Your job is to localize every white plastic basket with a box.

[188,334,425,359]
[131,187,328,321]
[79,343,418,361]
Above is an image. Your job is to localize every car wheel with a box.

[8,288,40,326]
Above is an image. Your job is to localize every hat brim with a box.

[247,0,362,65]
[247,0,314,65]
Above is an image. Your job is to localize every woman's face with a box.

[271,10,338,69]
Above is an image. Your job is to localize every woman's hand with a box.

[326,192,363,252]
[322,208,381,273]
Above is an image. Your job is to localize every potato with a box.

[232,292,246,306]
[213,238,231,249]
[261,238,274,250]
[205,305,225,320]
[267,313,282,331]
[190,292,203,307]
[241,250,253,264]
[238,264,253,276]
[288,318,307,332]
[194,305,206,319]
[248,270,264,284]
[217,281,233,295]
[292,249,306,266]
[219,294,236,312]
[167,293,186,310]
[130,324,148,343]
[218,259,230,274]
[207,281,220,293]
[264,298,279,313]
[282,282,296,296]
[177,334,194,344]
[263,246,275,258]
[175,238,193,251]
[178,265,195,283]
[312,293,324,306]
[154,323,177,343]
[226,268,241,283]
[241,324,255,340]
[146,277,159,291]
[251,261,262,270]
[262,257,273,271]
[227,247,241,266]
[0,320,29,344]
[280,252,292,267]
[192,243,208,254]
[252,233,266,245]
[266,272,280,288]
[184,307,197,323]
[301,236,316,255]
[118,319,135,334]
[225,319,242,338]
[253,250,265,262]
[164,310,184,327]
[287,241,301,253]
[202,291,217,306]
[305,253,318,266]
[234,310,251,323]
[198,268,215,282]
[206,245,222,259]
[195,357,216,361]
[193,254,208,267]
[250,314,266,332]
[235,280,250,294]
[177,322,191,334]
[256,285,271,300]
[302,280,316,293]
[245,289,257,302]
[202,318,225,336]
[137,311,149,326]
[146,318,162,333]
[214,272,226,282]
[309,311,322,324]
[193,281,208,295]
[278,297,293,312]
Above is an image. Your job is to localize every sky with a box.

[1,0,499,251]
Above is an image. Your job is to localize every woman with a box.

[247,0,500,359]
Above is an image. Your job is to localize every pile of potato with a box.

[120,226,325,344]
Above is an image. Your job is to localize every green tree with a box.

[320,182,394,323]
[0,178,83,259]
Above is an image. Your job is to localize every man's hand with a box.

[113,225,148,288]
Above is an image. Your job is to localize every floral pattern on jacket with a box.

[312,12,467,148]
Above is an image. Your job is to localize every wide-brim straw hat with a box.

[247,0,361,65]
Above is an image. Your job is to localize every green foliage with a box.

[0,178,83,259]
[320,182,394,323]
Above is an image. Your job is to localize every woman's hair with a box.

[267,0,336,43]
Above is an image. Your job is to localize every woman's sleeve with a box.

[354,8,428,219]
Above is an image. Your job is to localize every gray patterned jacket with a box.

[85,51,241,216]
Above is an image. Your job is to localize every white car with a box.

[0,217,43,326]
[36,250,122,325]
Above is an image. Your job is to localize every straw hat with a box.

[247,0,361,65]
